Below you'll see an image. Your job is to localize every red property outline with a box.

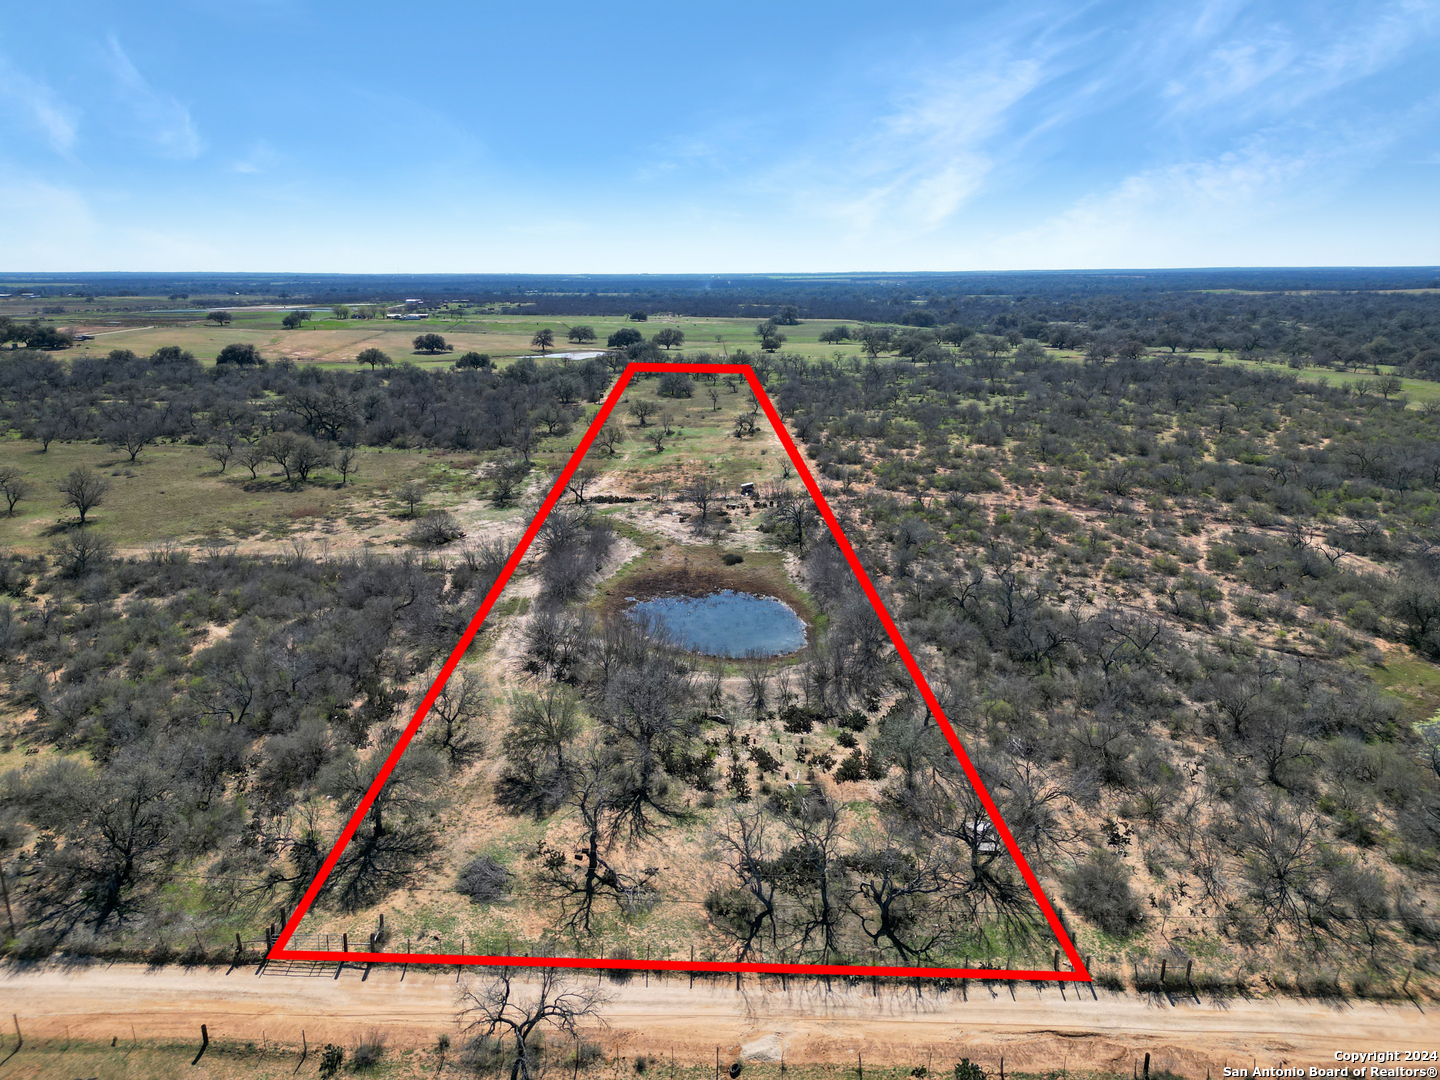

[271,362,1090,982]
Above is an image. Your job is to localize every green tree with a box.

[413,333,452,354]
[530,328,555,354]
[206,310,232,326]
[653,327,685,350]
[355,347,393,371]
[607,327,643,349]
[216,343,263,366]
[456,351,492,369]
[566,325,596,344]
[281,310,312,329]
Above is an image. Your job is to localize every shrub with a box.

[456,351,492,369]
[722,553,744,565]
[837,711,870,732]
[780,705,818,733]
[456,854,511,903]
[835,749,865,782]
[460,1036,507,1072]
[409,510,466,546]
[1063,852,1144,936]
[319,1045,345,1078]
[352,1030,387,1070]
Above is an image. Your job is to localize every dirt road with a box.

[0,961,1432,1077]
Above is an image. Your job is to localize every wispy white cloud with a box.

[987,115,1407,267]
[772,50,1056,238]
[0,54,79,154]
[1158,0,1438,121]
[229,140,283,174]
[103,36,203,159]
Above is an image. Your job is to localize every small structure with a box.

[739,482,755,497]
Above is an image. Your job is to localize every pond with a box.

[628,590,806,657]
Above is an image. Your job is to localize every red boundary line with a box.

[271,362,1090,982]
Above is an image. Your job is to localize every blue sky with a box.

[2,0,1437,272]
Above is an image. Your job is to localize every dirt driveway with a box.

[0,961,1432,1077]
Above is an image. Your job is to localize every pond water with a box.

[628,591,806,657]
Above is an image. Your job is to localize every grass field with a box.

[0,1038,1132,1080]
[0,436,576,554]
[43,310,872,366]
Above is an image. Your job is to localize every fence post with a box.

[11,1015,20,1051]
[191,1024,209,1066]
[0,863,15,939]
[1185,960,1193,985]
[1144,1053,1151,1080]
[1159,959,1167,985]
[342,933,348,953]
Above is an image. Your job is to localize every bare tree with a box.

[566,465,598,504]
[455,968,608,1080]
[422,670,488,768]
[0,467,33,515]
[287,437,333,483]
[205,428,238,473]
[58,466,110,525]
[336,446,359,485]
[236,441,267,480]
[398,480,426,517]
[770,487,819,548]
[594,420,625,456]
[627,399,657,427]
[105,406,158,463]
[492,461,528,507]
[682,473,724,525]
[706,809,780,959]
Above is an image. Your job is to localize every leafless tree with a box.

[594,420,625,455]
[336,446,359,485]
[422,670,488,768]
[566,465,598,504]
[628,399,657,427]
[0,467,33,515]
[236,441,267,479]
[57,466,110,525]
[682,473,724,525]
[454,968,608,1080]
[398,480,426,517]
